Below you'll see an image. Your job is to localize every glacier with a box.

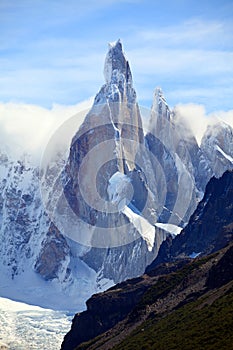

[0,296,71,350]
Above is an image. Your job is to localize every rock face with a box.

[62,39,168,284]
[145,89,233,226]
[61,277,149,350]
[146,170,233,272]
[64,40,150,231]
[34,223,70,281]
[146,89,200,225]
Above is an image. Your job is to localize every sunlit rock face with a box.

[63,39,168,282]
[146,88,200,225]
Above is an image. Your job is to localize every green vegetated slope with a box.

[74,243,233,350]
[113,285,233,350]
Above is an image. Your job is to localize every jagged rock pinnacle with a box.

[104,39,132,85]
[151,87,171,121]
[93,39,136,105]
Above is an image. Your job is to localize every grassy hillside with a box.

[112,284,233,350]
[73,245,233,350]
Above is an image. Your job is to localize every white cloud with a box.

[0,97,232,167]
[173,103,233,145]
[0,98,93,163]
[173,104,211,144]
[210,109,233,129]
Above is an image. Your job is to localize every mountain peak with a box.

[152,87,169,111]
[108,39,122,49]
[154,86,164,96]
[104,39,132,85]
[149,87,171,129]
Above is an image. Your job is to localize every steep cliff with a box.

[146,170,233,271]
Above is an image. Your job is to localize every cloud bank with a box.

[0,98,232,165]
[174,103,233,145]
[0,99,93,163]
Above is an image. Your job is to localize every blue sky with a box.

[0,0,233,112]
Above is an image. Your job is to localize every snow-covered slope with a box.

[0,150,114,311]
[201,121,233,177]
[0,297,71,350]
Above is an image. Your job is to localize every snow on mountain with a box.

[0,151,45,278]
[0,296,71,350]
[0,128,113,312]
[215,145,233,163]
[107,171,132,209]
[155,223,183,237]
[107,171,156,251]
[201,121,233,177]
[122,206,156,251]
[189,251,201,258]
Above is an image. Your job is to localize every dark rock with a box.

[34,223,70,281]
[61,279,149,350]
[206,243,233,289]
[146,170,233,272]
